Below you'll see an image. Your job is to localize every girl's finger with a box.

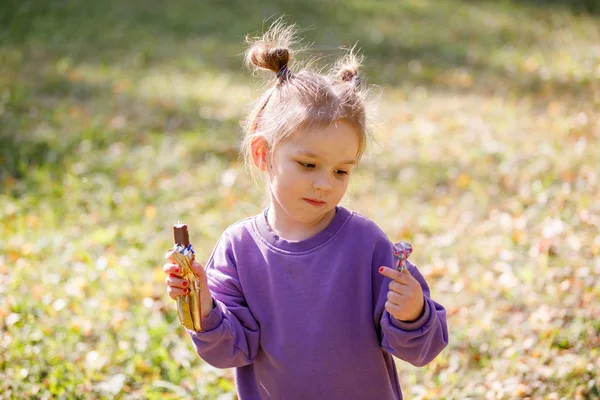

[390,283,416,299]
[165,249,176,261]
[384,301,402,316]
[191,261,204,275]
[379,266,399,280]
[386,290,404,305]
[389,280,409,295]
[164,275,188,289]
[167,286,189,299]
[379,266,411,284]
[163,263,181,275]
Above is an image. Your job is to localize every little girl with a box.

[164,22,448,400]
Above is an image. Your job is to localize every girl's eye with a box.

[335,170,349,176]
[298,162,315,169]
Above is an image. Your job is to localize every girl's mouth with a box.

[303,198,326,207]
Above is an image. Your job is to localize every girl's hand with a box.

[163,250,214,318]
[378,266,425,322]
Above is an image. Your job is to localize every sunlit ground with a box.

[1,1,599,398]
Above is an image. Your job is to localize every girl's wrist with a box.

[399,300,425,322]
[200,290,215,319]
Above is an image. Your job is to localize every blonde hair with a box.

[241,21,369,171]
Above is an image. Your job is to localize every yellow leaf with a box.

[523,56,539,73]
[31,284,45,300]
[456,174,471,189]
[21,242,32,256]
[8,251,19,263]
[26,215,39,229]
[153,267,166,283]
[117,297,129,311]
[512,230,524,245]
[140,282,154,297]
[547,101,562,116]
[145,205,157,221]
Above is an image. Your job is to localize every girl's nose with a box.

[313,174,332,191]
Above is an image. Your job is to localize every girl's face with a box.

[262,120,360,239]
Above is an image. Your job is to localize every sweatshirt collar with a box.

[254,206,351,253]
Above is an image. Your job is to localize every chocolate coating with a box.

[173,223,190,246]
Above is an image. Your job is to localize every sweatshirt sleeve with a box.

[186,233,260,369]
[372,238,449,367]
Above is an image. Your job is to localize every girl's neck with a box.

[266,206,336,242]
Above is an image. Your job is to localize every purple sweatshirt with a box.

[188,206,448,399]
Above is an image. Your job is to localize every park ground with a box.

[1,1,599,399]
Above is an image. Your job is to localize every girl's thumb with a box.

[192,261,204,275]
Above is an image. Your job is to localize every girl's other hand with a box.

[378,266,425,322]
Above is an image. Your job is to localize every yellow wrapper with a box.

[170,248,202,331]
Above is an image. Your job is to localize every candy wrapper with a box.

[170,223,203,331]
[393,241,412,272]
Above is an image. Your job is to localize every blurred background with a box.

[1,0,599,399]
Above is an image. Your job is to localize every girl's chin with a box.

[297,206,335,224]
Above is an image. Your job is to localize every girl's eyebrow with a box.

[294,151,356,165]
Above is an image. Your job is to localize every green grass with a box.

[1,0,599,398]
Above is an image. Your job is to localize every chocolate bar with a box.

[174,223,190,247]
[171,223,202,331]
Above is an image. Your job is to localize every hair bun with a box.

[333,52,363,88]
[338,68,359,83]
[247,46,290,75]
[245,20,296,79]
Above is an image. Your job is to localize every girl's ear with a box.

[250,136,269,171]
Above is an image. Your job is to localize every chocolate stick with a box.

[173,223,190,247]
[172,222,202,331]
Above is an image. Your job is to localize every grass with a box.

[1,0,599,398]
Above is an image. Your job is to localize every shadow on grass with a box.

[1,0,596,187]
[504,0,600,14]
[0,71,241,192]
[2,0,594,85]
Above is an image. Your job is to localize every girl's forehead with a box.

[280,122,360,160]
